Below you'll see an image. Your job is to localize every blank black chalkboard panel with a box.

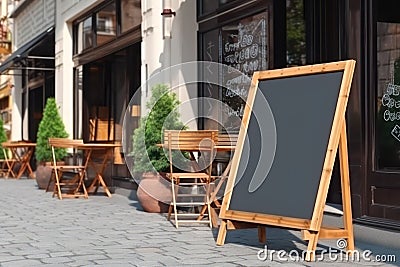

[229,71,344,220]
[217,61,356,261]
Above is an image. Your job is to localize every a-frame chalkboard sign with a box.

[217,60,356,261]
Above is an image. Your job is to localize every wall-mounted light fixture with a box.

[161,8,175,38]
[161,8,176,17]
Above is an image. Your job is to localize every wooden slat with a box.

[217,133,238,146]
[223,210,311,230]
[302,228,349,240]
[256,61,348,80]
[339,122,355,250]
[310,60,356,231]
[48,138,84,148]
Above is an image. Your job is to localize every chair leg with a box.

[167,177,180,228]
[206,182,212,228]
[172,178,179,228]
[6,161,16,178]
[55,170,63,200]
[167,178,173,221]
[79,171,88,199]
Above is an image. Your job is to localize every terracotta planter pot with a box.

[35,162,53,190]
[35,161,65,190]
[136,172,172,213]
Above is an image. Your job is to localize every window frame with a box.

[72,0,140,56]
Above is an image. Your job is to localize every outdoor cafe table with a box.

[2,141,36,179]
[77,143,121,198]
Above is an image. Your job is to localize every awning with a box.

[0,27,54,74]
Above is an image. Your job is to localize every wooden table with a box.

[77,143,121,198]
[2,141,36,179]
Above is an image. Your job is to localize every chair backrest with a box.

[217,133,238,147]
[164,130,218,173]
[48,138,84,149]
[163,130,218,151]
[48,138,84,166]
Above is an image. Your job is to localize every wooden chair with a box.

[0,148,9,177]
[164,130,218,228]
[1,147,16,178]
[48,138,88,200]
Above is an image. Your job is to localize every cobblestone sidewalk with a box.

[0,179,398,266]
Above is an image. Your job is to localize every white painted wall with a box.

[10,70,22,140]
[55,0,99,138]
[141,0,198,129]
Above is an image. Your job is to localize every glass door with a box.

[369,0,400,222]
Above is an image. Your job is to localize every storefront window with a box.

[200,11,268,131]
[286,0,306,66]
[221,12,267,131]
[376,22,400,170]
[198,0,243,17]
[73,0,141,55]
[77,17,93,54]
[96,2,116,46]
[120,0,141,33]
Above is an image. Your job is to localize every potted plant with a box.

[35,98,68,189]
[131,84,186,212]
[0,118,8,176]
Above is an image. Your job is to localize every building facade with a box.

[0,0,15,139]
[1,0,399,228]
[0,0,55,142]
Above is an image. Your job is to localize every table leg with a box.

[5,159,16,178]
[86,148,112,198]
[198,160,232,227]
[16,161,27,179]
[87,174,112,197]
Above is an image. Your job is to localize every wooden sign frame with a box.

[217,60,356,261]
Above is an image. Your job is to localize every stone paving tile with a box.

[40,257,75,264]
[66,260,100,266]
[1,259,43,267]
[0,255,26,263]
[25,253,51,259]
[131,261,165,267]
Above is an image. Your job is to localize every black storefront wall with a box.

[362,0,400,225]
[198,0,400,227]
